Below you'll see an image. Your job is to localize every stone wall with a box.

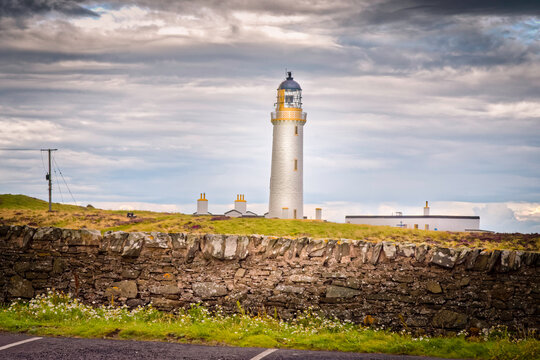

[1,225,538,335]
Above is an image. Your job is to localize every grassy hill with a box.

[0,194,538,251]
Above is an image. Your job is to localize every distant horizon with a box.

[6,193,538,234]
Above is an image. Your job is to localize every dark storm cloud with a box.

[360,0,540,25]
[0,0,98,18]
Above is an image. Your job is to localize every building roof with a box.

[345,215,480,219]
[278,72,301,91]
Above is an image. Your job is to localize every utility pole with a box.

[41,149,57,212]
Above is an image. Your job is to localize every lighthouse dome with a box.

[278,72,302,91]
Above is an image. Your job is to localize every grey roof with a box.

[278,72,301,91]
[346,215,480,219]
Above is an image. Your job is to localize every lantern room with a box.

[276,71,302,110]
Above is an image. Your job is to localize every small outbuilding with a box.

[345,202,480,232]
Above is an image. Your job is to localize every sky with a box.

[0,0,539,232]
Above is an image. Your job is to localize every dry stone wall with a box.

[1,225,539,335]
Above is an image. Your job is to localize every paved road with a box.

[0,333,464,359]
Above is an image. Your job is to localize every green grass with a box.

[1,194,539,251]
[1,292,538,359]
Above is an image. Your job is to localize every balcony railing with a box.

[271,111,307,121]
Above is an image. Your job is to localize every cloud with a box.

[0,0,99,18]
[0,1,538,233]
[358,0,540,26]
[473,203,540,233]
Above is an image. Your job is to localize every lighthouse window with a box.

[295,126,298,135]
[294,159,298,171]
[283,90,301,108]
[285,95,294,105]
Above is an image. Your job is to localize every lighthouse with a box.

[268,72,307,219]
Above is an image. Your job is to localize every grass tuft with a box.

[1,291,538,359]
[1,194,539,251]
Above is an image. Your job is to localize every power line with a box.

[53,155,77,206]
[2,148,77,211]
[40,151,47,176]
[52,159,64,203]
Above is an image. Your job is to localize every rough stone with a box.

[426,281,442,294]
[126,298,146,308]
[491,284,513,301]
[524,252,537,266]
[394,275,414,283]
[235,268,246,278]
[465,249,481,270]
[52,258,65,274]
[500,250,512,272]
[202,234,225,260]
[398,244,416,257]
[112,280,138,298]
[289,274,317,283]
[170,233,185,249]
[510,251,524,270]
[121,269,141,279]
[326,285,361,298]
[185,234,200,263]
[192,282,227,298]
[432,310,468,329]
[382,242,397,260]
[151,298,181,311]
[122,232,145,257]
[431,247,458,269]
[223,235,238,260]
[456,248,470,265]
[147,232,171,248]
[358,243,370,263]
[14,262,31,274]
[30,259,53,272]
[8,275,34,298]
[415,244,429,262]
[275,284,304,294]
[106,231,128,253]
[11,226,35,249]
[370,243,382,264]
[79,229,102,246]
[236,236,249,259]
[487,250,501,272]
[472,250,491,271]
[149,282,181,295]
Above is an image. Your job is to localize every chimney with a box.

[234,194,247,214]
[315,208,322,220]
[281,207,289,219]
[196,193,209,215]
[424,201,430,216]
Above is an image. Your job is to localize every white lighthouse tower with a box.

[268,72,307,219]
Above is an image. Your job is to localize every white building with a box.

[194,193,260,217]
[225,194,258,218]
[345,202,480,232]
[194,193,210,215]
[267,72,306,219]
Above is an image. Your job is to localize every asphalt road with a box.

[0,333,464,360]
